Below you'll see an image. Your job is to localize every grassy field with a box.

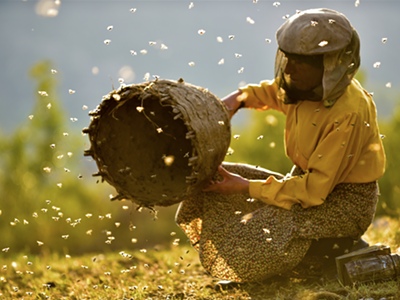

[0,216,399,300]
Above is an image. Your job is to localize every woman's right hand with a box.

[203,165,250,195]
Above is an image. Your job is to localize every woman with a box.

[175,8,385,284]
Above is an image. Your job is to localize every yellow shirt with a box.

[239,79,386,210]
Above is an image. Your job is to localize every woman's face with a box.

[284,57,324,91]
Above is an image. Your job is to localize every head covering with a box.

[274,8,360,107]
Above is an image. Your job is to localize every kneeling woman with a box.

[176,8,385,283]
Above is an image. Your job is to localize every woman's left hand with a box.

[203,165,250,195]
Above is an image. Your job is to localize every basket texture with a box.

[83,78,231,207]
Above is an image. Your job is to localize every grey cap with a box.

[276,8,353,55]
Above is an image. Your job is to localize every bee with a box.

[246,17,255,24]
[318,41,329,47]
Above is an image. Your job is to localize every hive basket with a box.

[83,78,231,207]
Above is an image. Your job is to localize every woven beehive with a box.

[83,78,231,207]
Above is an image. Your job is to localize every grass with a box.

[0,216,399,300]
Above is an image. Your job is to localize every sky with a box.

[1,0,399,134]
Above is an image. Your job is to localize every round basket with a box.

[83,78,231,207]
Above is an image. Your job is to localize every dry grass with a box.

[0,216,399,300]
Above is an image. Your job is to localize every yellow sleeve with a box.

[249,112,363,210]
[239,80,286,113]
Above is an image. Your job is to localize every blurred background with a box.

[0,0,399,255]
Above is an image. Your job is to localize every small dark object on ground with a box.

[336,244,400,286]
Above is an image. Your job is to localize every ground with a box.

[0,216,399,300]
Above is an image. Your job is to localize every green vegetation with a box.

[0,61,186,256]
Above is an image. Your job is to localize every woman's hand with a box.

[222,90,246,119]
[203,165,250,195]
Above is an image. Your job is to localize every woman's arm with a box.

[222,90,246,119]
[203,165,250,194]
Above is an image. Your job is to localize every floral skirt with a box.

[175,162,379,283]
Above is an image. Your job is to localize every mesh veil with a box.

[274,9,361,107]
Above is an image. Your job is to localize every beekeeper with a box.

[176,8,386,287]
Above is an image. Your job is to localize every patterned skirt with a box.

[175,162,379,283]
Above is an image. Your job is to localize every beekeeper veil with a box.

[275,8,360,107]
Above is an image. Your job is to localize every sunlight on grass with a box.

[0,246,216,299]
[0,216,399,299]
[364,216,400,254]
